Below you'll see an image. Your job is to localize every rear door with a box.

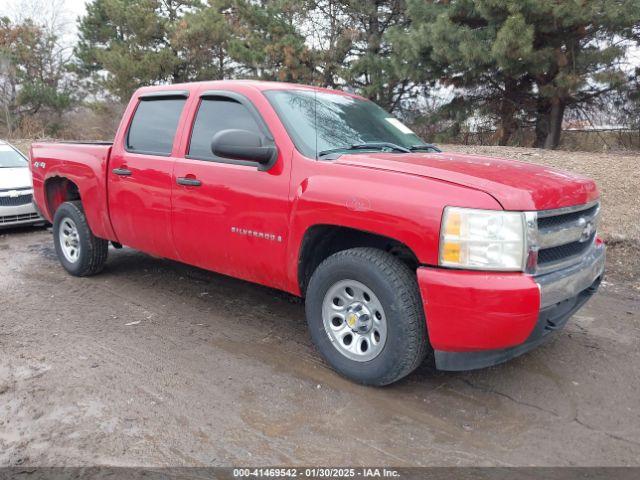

[108,92,188,258]
[171,90,291,289]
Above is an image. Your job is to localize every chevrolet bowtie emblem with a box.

[579,221,595,242]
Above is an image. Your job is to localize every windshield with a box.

[264,89,425,158]
[0,144,27,168]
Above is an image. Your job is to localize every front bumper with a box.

[0,202,44,229]
[417,240,605,371]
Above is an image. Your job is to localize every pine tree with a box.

[398,0,640,148]
[172,0,237,82]
[306,0,412,112]
[228,0,313,83]
[75,0,314,99]
[75,0,201,101]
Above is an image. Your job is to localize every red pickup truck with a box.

[30,80,605,386]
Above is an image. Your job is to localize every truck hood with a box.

[0,167,33,191]
[336,151,598,211]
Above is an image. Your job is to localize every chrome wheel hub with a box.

[59,217,80,263]
[345,302,372,333]
[322,279,387,362]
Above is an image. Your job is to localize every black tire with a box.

[305,247,429,386]
[53,201,108,277]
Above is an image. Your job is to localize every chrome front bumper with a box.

[434,238,605,372]
[535,241,605,309]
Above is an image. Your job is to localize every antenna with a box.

[314,83,318,159]
[309,8,319,159]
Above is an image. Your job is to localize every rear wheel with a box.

[53,201,108,276]
[305,248,429,386]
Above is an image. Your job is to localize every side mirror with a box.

[211,129,277,168]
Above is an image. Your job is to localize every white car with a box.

[0,140,45,229]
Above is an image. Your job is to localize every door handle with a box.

[112,167,132,176]
[177,177,202,187]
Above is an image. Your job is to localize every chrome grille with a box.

[537,203,599,230]
[538,234,595,264]
[533,201,600,274]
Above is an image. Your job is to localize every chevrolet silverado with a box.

[30,80,605,386]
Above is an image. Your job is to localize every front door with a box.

[171,92,291,289]
[108,94,187,259]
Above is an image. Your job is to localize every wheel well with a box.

[45,177,80,218]
[298,225,419,294]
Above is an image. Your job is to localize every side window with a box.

[127,98,186,155]
[188,97,263,161]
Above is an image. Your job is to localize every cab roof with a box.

[134,79,362,100]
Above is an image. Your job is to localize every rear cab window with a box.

[126,97,187,156]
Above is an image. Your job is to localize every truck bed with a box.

[30,141,116,240]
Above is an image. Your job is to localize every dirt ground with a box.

[0,226,638,467]
[1,144,639,467]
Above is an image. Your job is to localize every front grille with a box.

[0,193,32,207]
[0,212,40,224]
[535,202,600,273]
[537,204,599,230]
[538,234,595,265]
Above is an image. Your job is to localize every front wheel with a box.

[305,248,429,386]
[53,201,109,277]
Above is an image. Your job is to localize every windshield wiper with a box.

[409,144,442,153]
[318,142,411,158]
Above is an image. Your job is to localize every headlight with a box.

[439,207,526,271]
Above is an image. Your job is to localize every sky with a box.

[0,0,88,45]
[0,0,88,21]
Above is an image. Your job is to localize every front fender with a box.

[284,169,502,294]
